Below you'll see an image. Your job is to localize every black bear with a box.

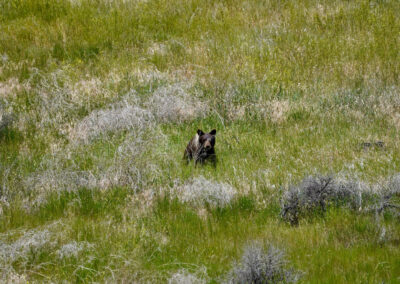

[184,129,217,165]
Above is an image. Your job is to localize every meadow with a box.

[0,0,399,282]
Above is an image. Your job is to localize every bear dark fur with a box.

[184,129,217,165]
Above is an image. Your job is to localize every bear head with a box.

[197,129,216,152]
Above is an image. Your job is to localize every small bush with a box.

[26,170,98,194]
[0,106,13,131]
[330,179,364,210]
[0,77,25,99]
[26,70,120,136]
[70,103,154,143]
[168,269,207,284]
[388,173,400,195]
[281,176,335,225]
[56,241,93,260]
[145,83,207,123]
[25,128,149,207]
[1,269,27,284]
[0,229,55,266]
[281,175,400,225]
[173,176,237,208]
[34,71,108,131]
[227,242,299,284]
[26,164,142,206]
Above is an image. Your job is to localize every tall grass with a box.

[1,0,400,282]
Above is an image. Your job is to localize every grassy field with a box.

[1,0,400,282]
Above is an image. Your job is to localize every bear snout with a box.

[204,140,212,149]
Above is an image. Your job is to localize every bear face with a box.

[197,129,216,151]
[184,129,217,165]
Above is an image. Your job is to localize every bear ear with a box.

[209,129,216,135]
[197,129,205,136]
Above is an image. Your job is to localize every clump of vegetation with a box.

[145,83,207,123]
[172,176,237,208]
[168,268,207,284]
[26,169,97,194]
[56,241,93,260]
[281,176,337,225]
[3,271,27,283]
[0,114,13,131]
[281,175,400,225]
[364,174,400,216]
[70,102,154,143]
[0,229,54,267]
[227,242,299,284]
[25,132,148,205]
[1,0,400,282]
[0,105,13,132]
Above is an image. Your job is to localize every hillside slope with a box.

[1,0,399,282]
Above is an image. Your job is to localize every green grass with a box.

[1,0,400,282]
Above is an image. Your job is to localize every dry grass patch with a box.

[69,103,154,144]
[0,107,13,131]
[146,83,207,123]
[170,176,237,208]
[265,99,291,124]
[168,268,208,284]
[0,77,27,99]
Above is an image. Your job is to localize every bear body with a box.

[184,129,217,165]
